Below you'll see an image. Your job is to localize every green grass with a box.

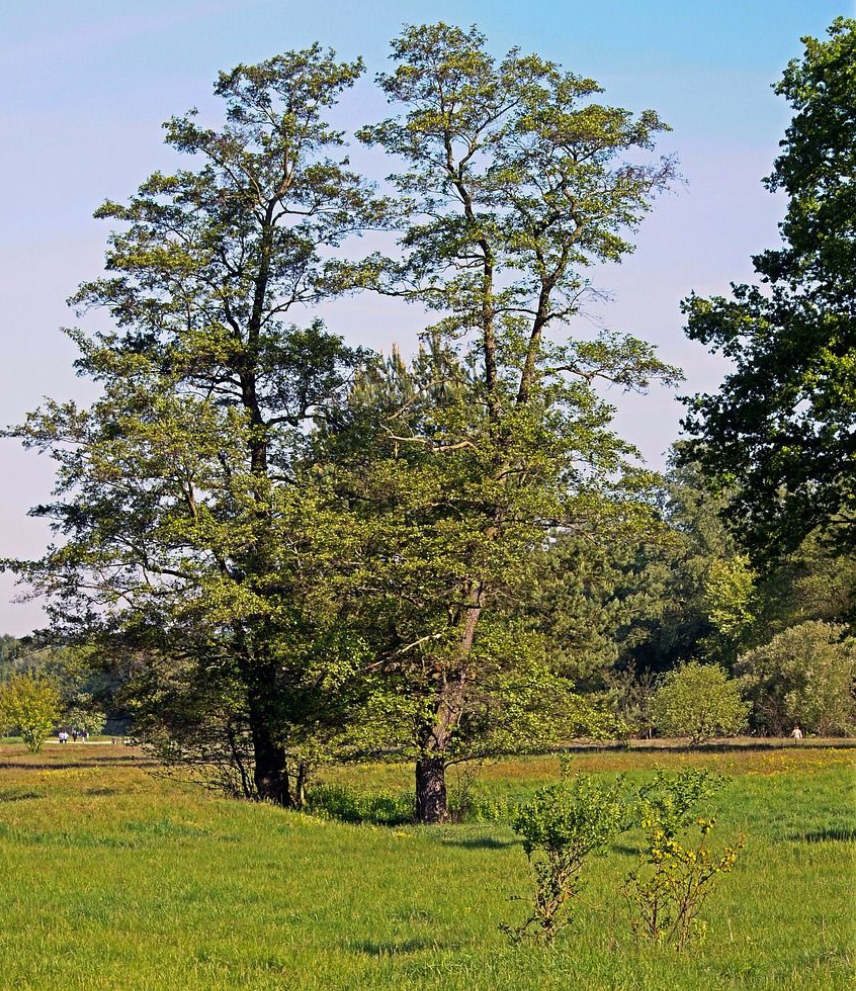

[0,744,853,990]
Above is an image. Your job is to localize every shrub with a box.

[0,674,62,752]
[624,818,742,950]
[625,769,741,949]
[635,768,725,838]
[735,621,856,736]
[651,662,749,744]
[502,773,627,944]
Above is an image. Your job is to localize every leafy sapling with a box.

[625,769,743,949]
[502,771,627,944]
[0,675,62,753]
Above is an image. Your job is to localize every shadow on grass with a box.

[0,791,43,802]
[435,834,517,850]
[790,828,856,843]
[560,739,856,754]
[352,939,439,956]
[0,756,156,772]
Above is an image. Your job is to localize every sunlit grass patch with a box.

[0,742,853,990]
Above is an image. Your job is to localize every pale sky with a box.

[1,0,851,634]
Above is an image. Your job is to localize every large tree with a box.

[3,49,384,805]
[332,24,679,822]
[681,18,856,564]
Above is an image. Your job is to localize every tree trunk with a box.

[413,586,483,824]
[250,713,291,806]
[415,754,449,824]
[295,761,308,808]
[253,732,292,808]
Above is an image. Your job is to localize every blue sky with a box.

[0,0,851,633]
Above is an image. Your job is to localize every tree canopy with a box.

[14,20,856,820]
[681,18,856,565]
[3,47,385,806]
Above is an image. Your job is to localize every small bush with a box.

[502,774,627,944]
[625,769,742,949]
[651,662,749,744]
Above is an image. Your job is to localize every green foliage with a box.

[4,26,680,822]
[2,47,384,804]
[0,674,62,752]
[0,635,23,673]
[610,459,856,687]
[503,773,626,943]
[562,460,741,682]
[522,536,647,687]
[326,23,679,819]
[65,693,106,737]
[0,638,93,698]
[626,769,740,949]
[650,663,749,744]
[735,621,856,736]
[635,768,725,839]
[702,556,757,665]
[681,18,856,562]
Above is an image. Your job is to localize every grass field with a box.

[0,743,853,991]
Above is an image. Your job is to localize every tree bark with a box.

[246,670,291,806]
[415,754,449,824]
[413,586,483,824]
[251,718,291,806]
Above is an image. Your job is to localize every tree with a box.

[0,674,62,752]
[65,693,107,738]
[700,555,758,666]
[735,621,856,736]
[521,535,637,688]
[581,460,741,680]
[650,662,748,744]
[331,24,679,821]
[616,460,856,674]
[3,49,383,805]
[0,635,22,674]
[681,18,856,564]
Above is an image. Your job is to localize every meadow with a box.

[0,742,853,991]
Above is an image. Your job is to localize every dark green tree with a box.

[681,18,856,564]
[2,49,384,806]
[333,24,679,821]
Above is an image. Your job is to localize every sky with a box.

[0,0,852,634]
